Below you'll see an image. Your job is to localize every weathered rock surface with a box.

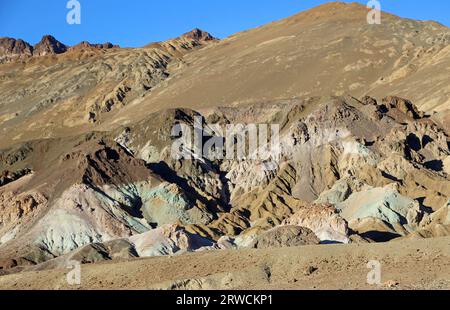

[33,35,67,56]
[338,187,423,230]
[251,226,320,249]
[129,224,215,257]
[283,204,350,244]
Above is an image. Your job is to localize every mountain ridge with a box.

[0,28,217,64]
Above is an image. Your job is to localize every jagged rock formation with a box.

[250,226,320,249]
[0,38,33,63]
[283,204,350,243]
[0,35,116,63]
[410,199,450,238]
[0,93,448,272]
[68,41,118,52]
[0,35,68,63]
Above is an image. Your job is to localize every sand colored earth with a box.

[0,237,448,290]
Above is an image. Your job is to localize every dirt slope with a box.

[0,236,448,290]
[112,2,450,126]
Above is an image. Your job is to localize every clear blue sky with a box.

[0,0,449,47]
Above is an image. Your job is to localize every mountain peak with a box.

[0,37,33,63]
[33,35,67,56]
[182,28,217,42]
[309,1,367,11]
[287,1,377,23]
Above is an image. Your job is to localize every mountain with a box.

[1,3,449,149]
[0,2,449,283]
[127,2,449,113]
[0,36,117,63]
[0,38,33,63]
[0,29,217,148]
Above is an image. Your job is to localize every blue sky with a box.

[0,0,449,47]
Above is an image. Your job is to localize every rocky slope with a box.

[113,1,450,120]
[0,94,449,272]
[0,38,33,63]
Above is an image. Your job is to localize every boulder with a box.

[382,96,424,119]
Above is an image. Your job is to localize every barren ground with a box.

[0,237,449,290]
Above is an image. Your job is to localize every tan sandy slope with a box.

[0,236,448,290]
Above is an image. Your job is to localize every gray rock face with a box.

[251,226,320,249]
[1,3,450,278]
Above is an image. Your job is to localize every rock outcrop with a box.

[283,204,350,244]
[251,226,320,249]
[33,35,67,56]
[69,41,119,51]
[182,28,217,42]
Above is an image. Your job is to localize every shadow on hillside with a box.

[360,231,401,243]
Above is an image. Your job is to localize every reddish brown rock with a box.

[382,96,424,120]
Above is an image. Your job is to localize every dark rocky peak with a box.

[182,28,217,42]
[70,41,119,51]
[33,35,68,56]
[0,37,33,55]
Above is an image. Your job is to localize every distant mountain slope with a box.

[0,95,449,271]
[1,3,449,149]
